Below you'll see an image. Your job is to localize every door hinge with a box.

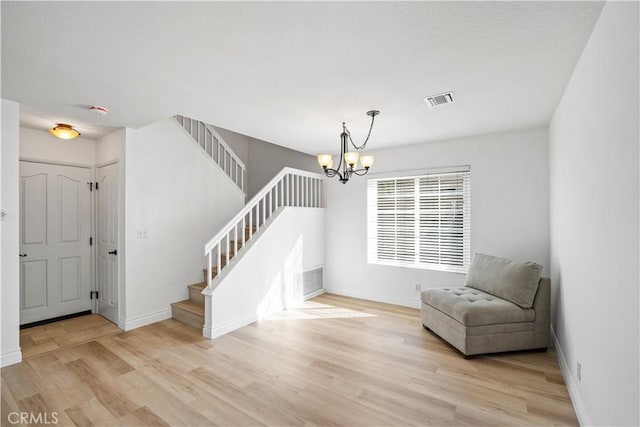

[88,182,94,192]
[89,237,93,246]
[90,291,99,300]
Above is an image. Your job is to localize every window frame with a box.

[366,166,471,274]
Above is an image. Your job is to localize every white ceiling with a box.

[2,1,603,154]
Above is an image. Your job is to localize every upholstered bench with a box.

[421,253,550,357]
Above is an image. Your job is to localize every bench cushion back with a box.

[464,253,542,308]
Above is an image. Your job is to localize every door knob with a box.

[19,253,27,257]
[108,249,117,256]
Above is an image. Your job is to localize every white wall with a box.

[549,2,639,426]
[96,128,125,165]
[206,207,324,338]
[19,127,96,166]
[123,118,244,329]
[1,99,22,367]
[325,127,549,308]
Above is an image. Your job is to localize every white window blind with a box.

[367,168,470,273]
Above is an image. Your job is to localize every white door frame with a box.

[18,158,124,327]
[18,160,94,323]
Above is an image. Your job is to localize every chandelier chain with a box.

[346,112,377,151]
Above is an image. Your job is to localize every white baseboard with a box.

[1,349,22,367]
[120,308,172,331]
[204,312,258,339]
[324,285,421,309]
[304,289,326,300]
[203,291,325,339]
[551,326,591,426]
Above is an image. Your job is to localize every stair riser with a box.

[171,305,204,330]
[189,287,205,305]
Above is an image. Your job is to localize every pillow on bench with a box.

[464,253,542,308]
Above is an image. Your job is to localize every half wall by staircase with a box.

[204,207,325,338]
[201,167,325,338]
[123,117,245,329]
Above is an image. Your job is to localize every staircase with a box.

[170,226,256,329]
[171,167,324,335]
[174,115,246,194]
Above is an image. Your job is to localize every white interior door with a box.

[96,163,119,324]
[19,162,92,324]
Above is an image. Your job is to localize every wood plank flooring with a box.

[2,294,577,426]
[19,314,121,359]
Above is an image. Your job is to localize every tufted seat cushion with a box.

[421,287,535,327]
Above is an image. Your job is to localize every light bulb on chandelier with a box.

[317,110,379,184]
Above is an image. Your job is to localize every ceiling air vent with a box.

[424,92,455,108]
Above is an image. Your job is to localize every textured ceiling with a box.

[2,1,603,154]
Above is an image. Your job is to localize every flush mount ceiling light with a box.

[49,123,81,140]
[317,110,380,184]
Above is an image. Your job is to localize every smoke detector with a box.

[424,92,455,108]
[89,106,108,115]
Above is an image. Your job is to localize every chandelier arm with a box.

[323,168,343,180]
[347,113,377,151]
[352,168,370,176]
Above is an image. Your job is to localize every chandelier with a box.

[317,110,380,184]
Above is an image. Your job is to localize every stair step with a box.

[171,300,204,329]
[188,282,206,305]
[202,266,219,282]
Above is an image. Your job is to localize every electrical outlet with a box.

[577,362,582,381]
[415,284,421,292]
[136,229,148,239]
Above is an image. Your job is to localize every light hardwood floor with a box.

[19,315,121,359]
[2,294,577,426]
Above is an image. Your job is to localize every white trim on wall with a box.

[304,289,325,300]
[324,284,421,309]
[204,312,258,340]
[120,308,171,331]
[18,157,94,169]
[0,350,23,368]
[551,326,591,426]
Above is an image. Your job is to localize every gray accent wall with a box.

[213,125,317,199]
[245,136,317,199]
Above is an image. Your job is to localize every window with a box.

[367,167,470,273]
